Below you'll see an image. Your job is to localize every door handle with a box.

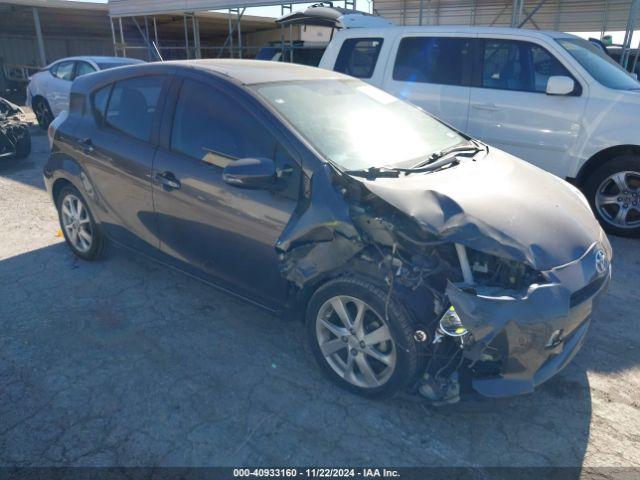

[471,102,499,112]
[77,137,94,152]
[155,171,181,191]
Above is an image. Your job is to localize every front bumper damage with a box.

[448,241,611,398]
[276,159,612,402]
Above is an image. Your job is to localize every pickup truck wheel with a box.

[584,156,640,237]
[33,98,53,130]
[56,185,105,260]
[306,276,419,398]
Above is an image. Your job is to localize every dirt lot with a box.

[1,129,639,472]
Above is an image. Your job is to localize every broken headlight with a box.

[466,247,544,293]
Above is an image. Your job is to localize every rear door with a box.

[466,36,588,176]
[381,34,476,133]
[152,74,302,307]
[73,74,171,254]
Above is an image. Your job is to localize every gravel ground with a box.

[0,129,639,471]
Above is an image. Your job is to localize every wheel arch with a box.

[52,177,73,204]
[576,145,640,187]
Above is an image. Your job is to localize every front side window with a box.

[393,37,473,86]
[253,79,465,171]
[76,62,96,77]
[171,78,277,163]
[92,84,111,121]
[557,38,640,90]
[105,75,165,142]
[334,38,383,79]
[482,39,573,93]
[52,61,75,81]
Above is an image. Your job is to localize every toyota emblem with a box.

[595,248,608,275]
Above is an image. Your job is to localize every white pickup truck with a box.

[285,7,640,236]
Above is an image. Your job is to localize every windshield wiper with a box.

[412,141,486,169]
[344,166,402,179]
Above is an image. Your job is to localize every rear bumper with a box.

[447,239,611,398]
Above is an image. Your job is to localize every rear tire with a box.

[305,276,419,398]
[55,185,105,260]
[33,97,53,130]
[583,155,640,237]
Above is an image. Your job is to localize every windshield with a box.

[557,38,640,90]
[253,79,465,170]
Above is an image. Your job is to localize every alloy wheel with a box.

[315,295,396,389]
[61,194,93,253]
[595,171,640,229]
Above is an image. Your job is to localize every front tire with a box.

[33,97,53,130]
[55,185,105,260]
[305,276,419,398]
[583,155,640,237]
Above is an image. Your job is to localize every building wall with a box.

[0,34,113,67]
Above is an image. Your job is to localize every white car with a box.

[27,56,144,130]
[319,25,640,236]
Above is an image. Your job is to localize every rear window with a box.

[104,75,166,142]
[334,38,383,79]
[393,37,473,86]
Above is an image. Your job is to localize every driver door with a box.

[152,75,301,308]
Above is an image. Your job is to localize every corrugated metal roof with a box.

[372,0,634,32]
[108,0,309,16]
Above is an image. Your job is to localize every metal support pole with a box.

[192,15,201,59]
[228,10,234,58]
[32,7,46,67]
[418,0,424,26]
[153,17,159,47]
[118,17,126,56]
[621,0,640,69]
[183,15,190,59]
[110,17,118,56]
[602,0,609,38]
[518,0,548,28]
[471,0,477,25]
[237,9,244,59]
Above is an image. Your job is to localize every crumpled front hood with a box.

[356,149,604,271]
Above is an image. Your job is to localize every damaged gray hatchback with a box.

[46,60,611,404]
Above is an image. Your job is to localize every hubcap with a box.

[315,295,396,389]
[595,171,640,229]
[61,194,93,253]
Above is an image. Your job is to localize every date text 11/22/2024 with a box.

[233,468,400,478]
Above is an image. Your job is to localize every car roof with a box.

[162,59,351,85]
[334,25,578,41]
[70,59,354,95]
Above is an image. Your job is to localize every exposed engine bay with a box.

[276,152,612,404]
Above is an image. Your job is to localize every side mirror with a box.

[222,157,276,189]
[546,75,575,96]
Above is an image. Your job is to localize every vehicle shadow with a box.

[0,129,48,191]
[0,241,603,469]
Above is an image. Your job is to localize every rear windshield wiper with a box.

[412,141,486,169]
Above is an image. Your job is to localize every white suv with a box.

[319,27,640,236]
[27,56,144,130]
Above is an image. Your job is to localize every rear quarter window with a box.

[334,38,383,79]
[393,37,473,86]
